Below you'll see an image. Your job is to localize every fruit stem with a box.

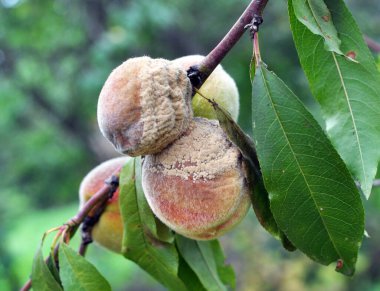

[187,0,269,89]
[253,32,262,67]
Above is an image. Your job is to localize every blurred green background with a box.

[1,0,380,290]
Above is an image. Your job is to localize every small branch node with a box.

[105,175,119,198]
[65,218,79,228]
[245,14,263,38]
[105,174,119,188]
[187,66,206,95]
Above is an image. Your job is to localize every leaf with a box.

[58,243,111,291]
[120,157,186,291]
[155,216,175,244]
[46,255,62,286]
[208,240,235,289]
[251,64,364,276]
[292,0,343,55]
[177,253,206,291]
[211,97,260,178]
[176,235,232,291]
[289,0,380,198]
[120,158,174,244]
[208,95,295,251]
[31,245,63,291]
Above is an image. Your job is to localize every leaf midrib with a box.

[306,0,330,41]
[195,242,225,291]
[61,245,90,290]
[259,67,343,262]
[331,52,367,192]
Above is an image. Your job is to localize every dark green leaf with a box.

[155,216,175,244]
[252,64,364,276]
[250,173,296,252]
[208,94,295,251]
[120,157,186,291]
[31,245,63,291]
[176,235,231,291]
[58,243,111,291]
[289,0,380,198]
[292,0,343,55]
[211,97,260,178]
[178,253,206,291]
[46,255,62,286]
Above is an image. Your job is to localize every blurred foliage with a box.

[0,0,379,290]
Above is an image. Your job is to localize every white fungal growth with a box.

[97,56,193,156]
[138,59,193,155]
[145,117,241,181]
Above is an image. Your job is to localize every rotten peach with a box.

[97,56,193,157]
[142,117,251,240]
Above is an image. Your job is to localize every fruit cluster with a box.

[80,55,251,252]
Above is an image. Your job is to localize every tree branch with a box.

[373,179,380,187]
[64,171,120,240]
[365,35,380,53]
[187,0,269,88]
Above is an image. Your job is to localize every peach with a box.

[142,117,251,240]
[97,56,193,157]
[172,55,240,121]
[79,156,131,253]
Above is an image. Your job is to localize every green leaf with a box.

[58,243,111,291]
[208,240,235,289]
[120,157,186,291]
[31,245,63,291]
[211,97,260,178]
[292,0,343,55]
[251,64,364,276]
[178,253,206,291]
[289,0,380,198]
[120,157,174,244]
[46,255,62,286]
[209,95,295,251]
[155,216,175,244]
[176,235,233,291]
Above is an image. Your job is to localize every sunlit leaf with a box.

[292,0,343,55]
[31,245,63,291]
[289,0,380,198]
[252,64,364,276]
[58,243,111,291]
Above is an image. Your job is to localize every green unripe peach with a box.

[172,55,240,121]
[142,117,250,240]
[79,156,131,253]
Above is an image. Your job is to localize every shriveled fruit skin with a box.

[79,156,131,253]
[97,56,193,156]
[173,55,240,121]
[142,118,250,240]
